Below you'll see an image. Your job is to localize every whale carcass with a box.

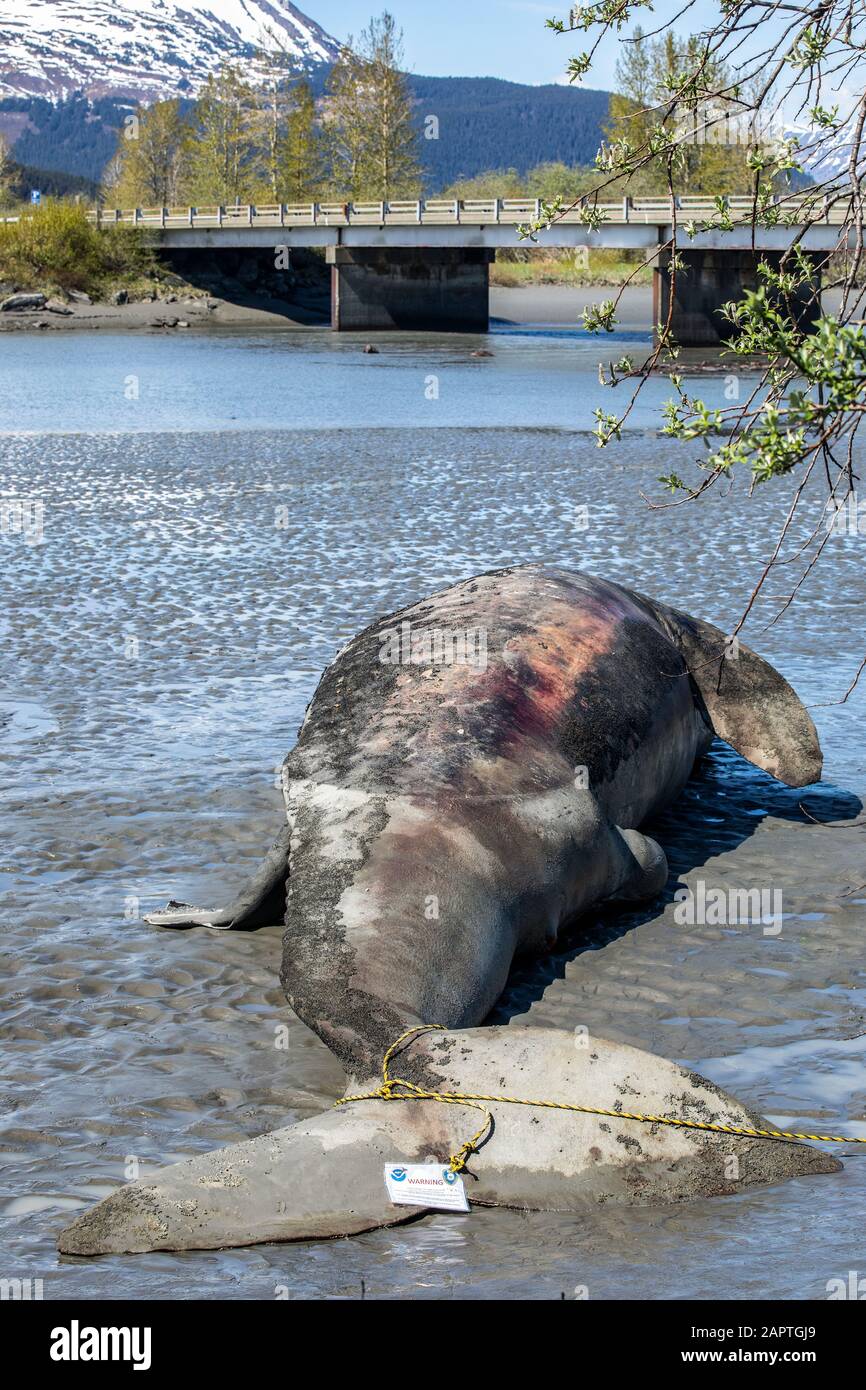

[58,566,837,1255]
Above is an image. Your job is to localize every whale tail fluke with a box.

[57,1106,421,1256]
[634,594,823,788]
[57,1027,839,1256]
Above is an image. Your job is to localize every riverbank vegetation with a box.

[490,248,652,288]
[0,201,154,297]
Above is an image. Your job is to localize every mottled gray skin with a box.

[278,565,821,1086]
[58,566,834,1257]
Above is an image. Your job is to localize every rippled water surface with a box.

[1,326,864,1300]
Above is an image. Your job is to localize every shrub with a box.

[0,201,155,295]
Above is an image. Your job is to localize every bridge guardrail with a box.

[79,196,849,231]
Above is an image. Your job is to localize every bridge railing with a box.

[83,195,849,230]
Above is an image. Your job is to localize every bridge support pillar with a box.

[327,246,495,331]
[654,249,822,347]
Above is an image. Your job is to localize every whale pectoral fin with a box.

[645,599,822,787]
[145,825,290,931]
[608,827,668,903]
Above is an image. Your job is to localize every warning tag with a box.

[384,1164,470,1212]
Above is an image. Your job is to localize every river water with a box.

[1,322,864,1301]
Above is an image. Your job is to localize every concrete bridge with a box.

[89,196,848,343]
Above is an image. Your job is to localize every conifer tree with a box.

[254,71,323,203]
[0,133,13,197]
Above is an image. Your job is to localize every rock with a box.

[151,316,179,329]
[165,293,177,303]
[68,290,92,305]
[363,344,380,354]
[45,298,74,316]
[111,289,129,306]
[177,320,190,329]
[1,292,47,312]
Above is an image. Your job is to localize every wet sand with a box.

[492,284,653,328]
[0,283,845,336]
[1,379,864,1298]
[0,284,643,334]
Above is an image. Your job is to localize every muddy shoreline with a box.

[0,292,332,333]
[0,285,649,334]
[2,284,845,335]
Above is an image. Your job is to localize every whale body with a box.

[59,567,837,1256]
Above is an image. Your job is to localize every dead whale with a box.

[58,566,837,1255]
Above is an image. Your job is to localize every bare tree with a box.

[324,12,421,201]
[530,2,866,688]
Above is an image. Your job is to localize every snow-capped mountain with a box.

[783,100,863,186]
[796,129,860,185]
[0,0,341,101]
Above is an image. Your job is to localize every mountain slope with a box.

[2,80,612,191]
[0,0,340,101]
[0,2,611,191]
[406,76,610,190]
[2,94,143,186]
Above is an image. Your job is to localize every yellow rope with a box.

[335,1024,866,1176]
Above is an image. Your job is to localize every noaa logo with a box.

[390,1168,407,1182]
[442,1169,457,1185]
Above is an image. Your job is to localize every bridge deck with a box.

[80,195,849,232]
[1,197,848,251]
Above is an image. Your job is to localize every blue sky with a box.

[305,1,723,88]
[305,1,616,87]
